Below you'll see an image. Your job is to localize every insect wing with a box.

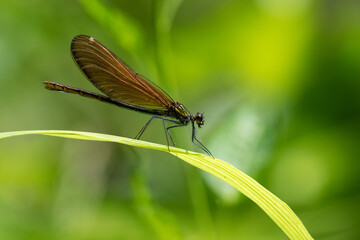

[71,35,174,110]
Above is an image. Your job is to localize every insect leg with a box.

[191,123,213,157]
[160,118,183,147]
[166,123,187,146]
[162,119,171,151]
[135,116,182,148]
[135,115,156,140]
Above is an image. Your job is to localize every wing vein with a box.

[71,35,173,110]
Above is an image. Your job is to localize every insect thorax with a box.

[168,102,191,123]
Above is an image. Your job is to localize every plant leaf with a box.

[0,130,313,239]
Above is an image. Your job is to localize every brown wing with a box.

[71,35,174,110]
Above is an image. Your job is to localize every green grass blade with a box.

[0,130,313,239]
[171,152,313,240]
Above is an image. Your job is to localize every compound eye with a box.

[195,112,204,127]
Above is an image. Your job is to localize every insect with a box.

[44,35,212,156]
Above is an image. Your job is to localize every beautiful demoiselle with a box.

[44,35,211,156]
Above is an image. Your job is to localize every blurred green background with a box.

[1,0,359,239]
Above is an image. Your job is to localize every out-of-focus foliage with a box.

[0,0,359,239]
